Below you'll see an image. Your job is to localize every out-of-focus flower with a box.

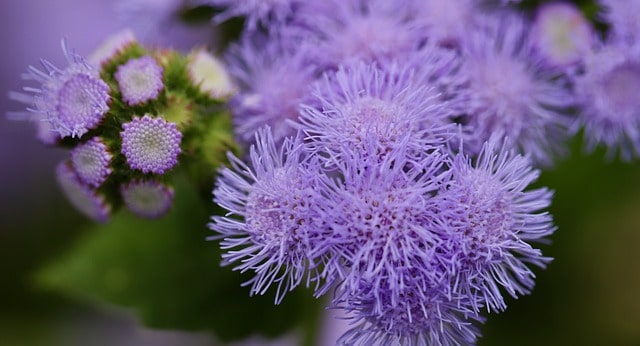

[459,13,572,166]
[121,179,175,218]
[187,49,236,99]
[89,29,137,67]
[121,115,182,174]
[226,34,317,144]
[115,56,165,106]
[208,0,304,31]
[598,0,640,43]
[573,42,640,160]
[532,2,594,67]
[56,161,110,223]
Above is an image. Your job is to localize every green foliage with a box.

[35,174,322,342]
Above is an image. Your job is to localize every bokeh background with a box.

[1,1,639,345]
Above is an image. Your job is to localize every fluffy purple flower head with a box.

[121,115,182,174]
[70,137,113,187]
[209,0,304,31]
[209,128,329,304]
[18,41,110,138]
[298,61,453,164]
[598,0,640,43]
[56,161,110,223]
[121,180,174,219]
[8,92,59,145]
[459,13,572,166]
[322,147,449,308]
[431,139,555,312]
[531,2,594,67]
[295,0,427,68]
[226,35,317,144]
[573,43,640,160]
[115,56,164,106]
[338,285,483,346]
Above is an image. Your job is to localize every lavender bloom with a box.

[298,61,452,164]
[56,161,110,223]
[209,128,328,304]
[431,139,555,312]
[320,146,482,344]
[121,115,182,174]
[295,0,427,68]
[70,137,113,187]
[121,180,175,219]
[115,56,164,106]
[338,286,482,346]
[573,42,640,160]
[226,35,317,144]
[459,13,572,166]
[209,0,304,31]
[18,41,110,138]
[531,2,594,67]
[7,92,59,145]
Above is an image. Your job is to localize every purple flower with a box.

[226,34,317,144]
[294,0,427,68]
[573,42,640,160]
[70,137,113,187]
[411,0,480,47]
[338,286,483,345]
[121,179,174,219]
[56,161,110,223]
[115,56,164,106]
[458,12,573,166]
[120,115,182,174]
[7,92,59,145]
[18,41,110,138]
[298,61,453,164]
[209,0,304,31]
[209,128,329,304]
[431,139,555,312]
[598,0,640,44]
[531,2,594,67]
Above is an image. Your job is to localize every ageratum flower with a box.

[56,161,110,223]
[598,0,640,43]
[411,0,480,47]
[531,2,594,67]
[18,41,110,138]
[226,34,317,144]
[209,128,329,304]
[88,29,137,67]
[120,115,182,174]
[121,179,174,219]
[187,49,236,99]
[573,42,640,160]
[115,56,164,106]
[322,146,482,345]
[298,61,452,164]
[431,139,555,312]
[7,91,59,145]
[295,0,427,68]
[208,0,305,31]
[70,137,113,187]
[459,13,572,166]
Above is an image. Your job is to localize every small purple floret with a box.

[121,115,182,174]
[115,56,164,106]
[70,137,113,187]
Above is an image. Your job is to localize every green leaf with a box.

[35,174,322,342]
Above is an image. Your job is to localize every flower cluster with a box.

[207,0,584,343]
[11,35,237,221]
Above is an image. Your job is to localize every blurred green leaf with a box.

[35,174,322,342]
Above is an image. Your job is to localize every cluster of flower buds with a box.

[10,31,237,222]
